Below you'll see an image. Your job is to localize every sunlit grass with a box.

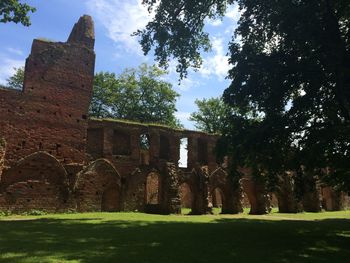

[0,210,349,263]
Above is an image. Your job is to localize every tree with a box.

[190,97,231,134]
[5,65,183,128]
[135,0,230,79]
[137,0,350,192]
[224,0,350,193]
[90,64,183,128]
[89,71,116,119]
[6,67,24,90]
[0,0,36,26]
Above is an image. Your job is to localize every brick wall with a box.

[2,15,343,215]
[0,15,95,167]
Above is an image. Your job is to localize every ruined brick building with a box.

[0,16,348,214]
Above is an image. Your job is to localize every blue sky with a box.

[0,0,240,129]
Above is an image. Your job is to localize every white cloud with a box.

[179,137,188,167]
[6,47,23,56]
[0,56,25,85]
[212,36,225,54]
[225,4,240,22]
[199,36,231,80]
[175,111,195,130]
[160,59,201,92]
[207,19,223,27]
[86,0,153,55]
[175,111,191,122]
[198,4,239,80]
[206,3,240,27]
[176,77,201,92]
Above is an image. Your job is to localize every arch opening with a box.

[146,172,160,205]
[179,182,192,214]
[140,133,150,165]
[212,187,224,214]
[241,178,254,214]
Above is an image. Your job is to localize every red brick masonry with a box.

[0,16,348,214]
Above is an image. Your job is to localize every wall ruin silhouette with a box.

[0,15,348,214]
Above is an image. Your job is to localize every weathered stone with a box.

[75,159,121,212]
[209,167,243,214]
[0,152,69,212]
[301,172,322,212]
[182,165,211,215]
[1,15,348,214]
[161,162,181,214]
[241,175,271,215]
[68,15,95,49]
[321,186,344,211]
[0,15,95,167]
[275,173,302,213]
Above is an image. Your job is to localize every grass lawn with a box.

[0,209,349,263]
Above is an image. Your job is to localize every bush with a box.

[25,210,47,216]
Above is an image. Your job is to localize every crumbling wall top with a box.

[0,15,96,166]
[67,15,95,49]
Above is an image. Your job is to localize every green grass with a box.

[0,210,349,263]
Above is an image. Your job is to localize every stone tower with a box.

[0,15,96,166]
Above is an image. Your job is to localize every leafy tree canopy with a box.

[0,0,36,26]
[138,0,350,192]
[190,97,232,134]
[4,65,183,128]
[90,63,183,128]
[135,0,233,79]
[5,67,24,90]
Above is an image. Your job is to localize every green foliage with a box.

[222,0,350,191]
[139,0,350,192]
[135,0,233,78]
[0,0,36,26]
[6,67,24,90]
[140,134,150,150]
[90,64,183,128]
[36,37,55,43]
[190,97,232,134]
[0,210,11,217]
[0,210,48,217]
[25,210,47,216]
[91,117,184,131]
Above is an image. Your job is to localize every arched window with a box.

[146,172,160,204]
[140,133,150,165]
[212,187,224,213]
[179,182,193,214]
[179,138,188,168]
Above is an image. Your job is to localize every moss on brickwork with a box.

[89,117,219,135]
[36,37,55,43]
[90,117,184,131]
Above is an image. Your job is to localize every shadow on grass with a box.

[0,217,349,263]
